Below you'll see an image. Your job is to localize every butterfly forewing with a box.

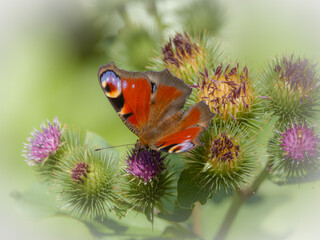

[98,62,152,135]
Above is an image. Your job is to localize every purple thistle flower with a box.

[23,118,63,165]
[162,32,200,69]
[280,123,319,163]
[196,63,251,120]
[71,162,90,184]
[210,132,240,164]
[275,54,319,92]
[126,149,166,183]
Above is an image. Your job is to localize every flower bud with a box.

[194,64,254,122]
[125,149,166,183]
[54,130,120,219]
[149,32,226,85]
[162,32,202,81]
[260,54,320,125]
[184,122,255,193]
[122,149,175,222]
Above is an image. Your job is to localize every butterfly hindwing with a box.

[152,101,214,153]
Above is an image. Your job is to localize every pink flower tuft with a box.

[126,149,166,182]
[23,118,63,165]
[280,123,319,162]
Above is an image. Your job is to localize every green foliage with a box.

[177,0,224,36]
[11,182,184,239]
[12,183,58,219]
[177,169,211,209]
[157,201,193,222]
[109,25,161,71]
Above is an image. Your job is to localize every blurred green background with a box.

[1,0,320,239]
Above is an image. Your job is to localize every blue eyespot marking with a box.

[100,71,120,84]
[100,70,122,97]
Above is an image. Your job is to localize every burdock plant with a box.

[149,32,227,85]
[269,121,320,183]
[23,122,121,219]
[125,149,167,183]
[22,118,64,181]
[151,32,263,132]
[54,142,120,219]
[260,54,320,125]
[161,32,203,81]
[191,64,259,125]
[178,120,256,208]
[121,149,175,222]
[22,118,63,166]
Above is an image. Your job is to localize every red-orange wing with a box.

[153,101,214,153]
[98,63,152,136]
[144,70,192,127]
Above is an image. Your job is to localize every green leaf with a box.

[12,182,59,219]
[177,169,211,209]
[82,218,128,238]
[158,201,192,222]
[81,211,168,239]
[85,131,120,158]
[85,131,111,147]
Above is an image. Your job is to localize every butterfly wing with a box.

[98,62,214,153]
[151,101,214,153]
[144,70,192,127]
[98,62,152,136]
[98,63,193,137]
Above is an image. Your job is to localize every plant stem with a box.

[214,192,244,240]
[213,165,270,240]
[192,202,202,237]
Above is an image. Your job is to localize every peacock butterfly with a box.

[98,62,214,153]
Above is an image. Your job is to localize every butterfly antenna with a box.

[95,143,135,151]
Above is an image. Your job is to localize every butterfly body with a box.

[98,62,214,153]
